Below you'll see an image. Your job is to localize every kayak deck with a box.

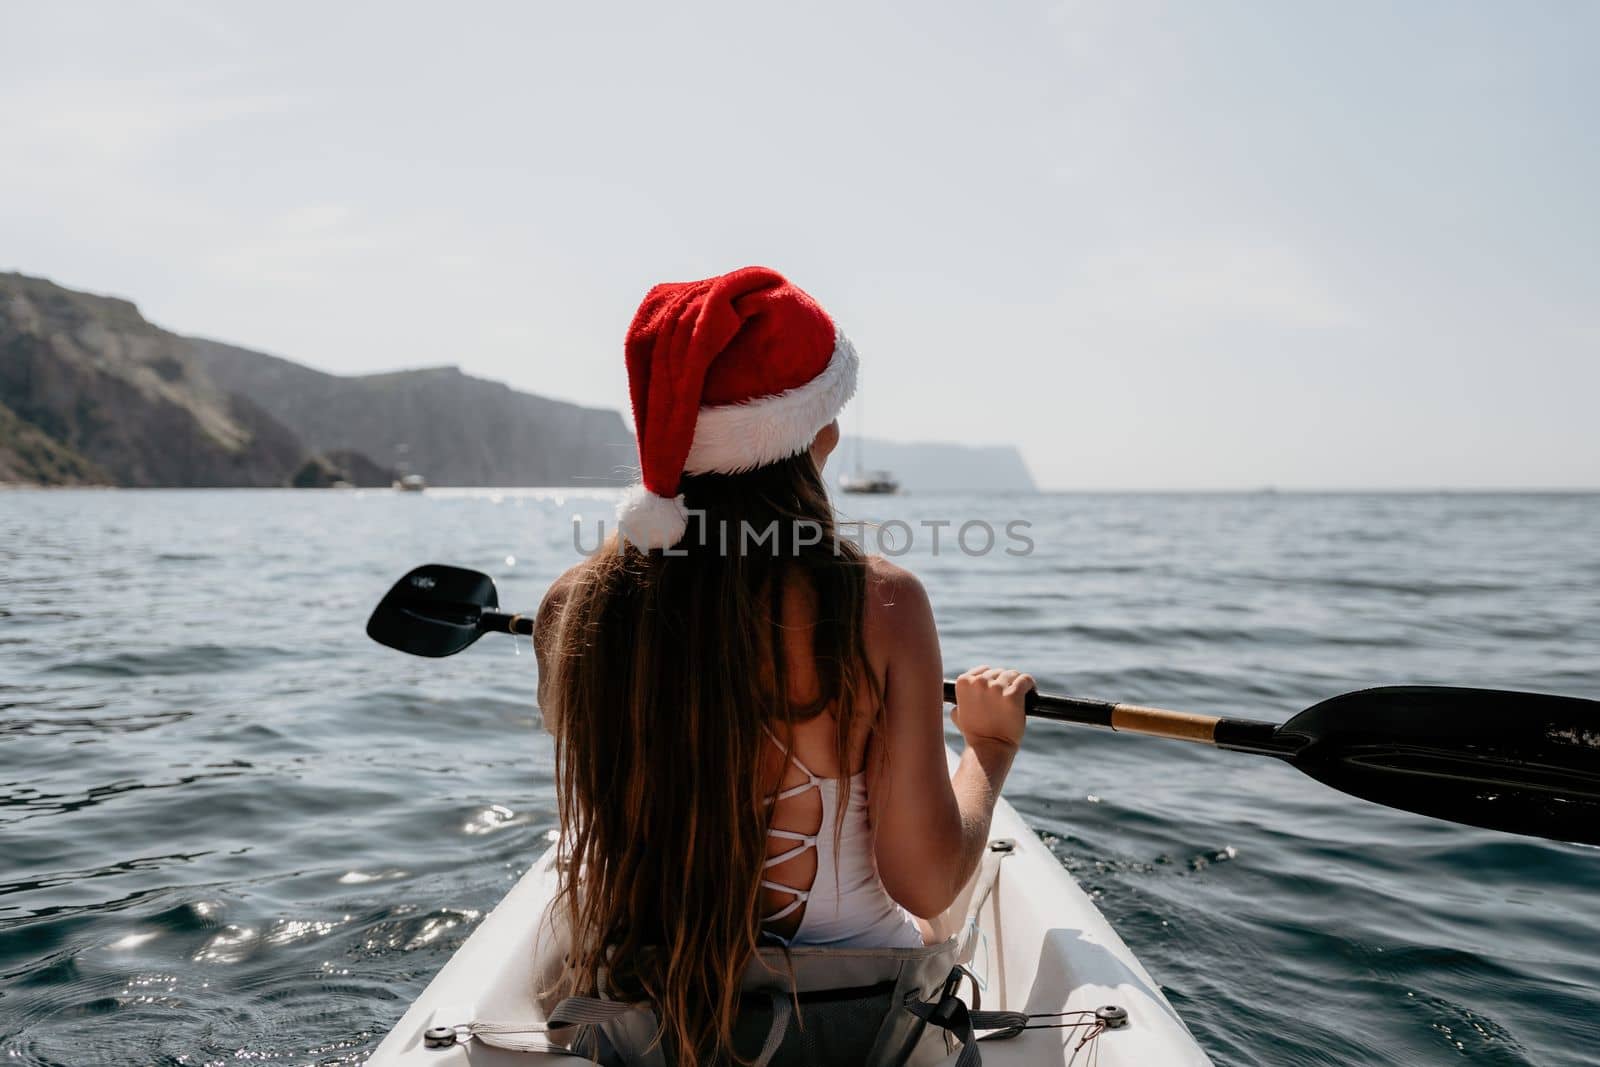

[369,776,1211,1065]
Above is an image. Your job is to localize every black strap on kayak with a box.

[906,966,1130,1067]
[903,966,1008,1067]
[905,994,980,1067]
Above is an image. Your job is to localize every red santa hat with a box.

[617,266,858,549]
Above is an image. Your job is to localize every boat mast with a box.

[854,383,865,476]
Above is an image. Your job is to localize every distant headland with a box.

[0,272,1035,492]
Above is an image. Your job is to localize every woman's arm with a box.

[865,559,1032,919]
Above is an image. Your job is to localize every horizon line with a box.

[5,484,1596,495]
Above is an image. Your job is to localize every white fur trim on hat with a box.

[683,331,859,476]
[615,483,690,550]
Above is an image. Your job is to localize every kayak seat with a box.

[728,978,902,1064]
[460,845,1018,1066]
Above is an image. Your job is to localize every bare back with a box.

[757,568,869,939]
[536,550,1014,934]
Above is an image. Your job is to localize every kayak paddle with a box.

[368,564,1600,848]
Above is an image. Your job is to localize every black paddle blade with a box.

[1280,686,1600,847]
[366,564,499,657]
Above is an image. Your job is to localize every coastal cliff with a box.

[187,340,635,488]
[834,435,1037,492]
[0,273,634,488]
[0,274,304,486]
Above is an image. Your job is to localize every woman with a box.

[534,266,1034,1065]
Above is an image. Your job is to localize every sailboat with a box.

[839,467,900,494]
[391,443,428,492]
[838,388,899,495]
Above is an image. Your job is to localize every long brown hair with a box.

[546,451,878,1064]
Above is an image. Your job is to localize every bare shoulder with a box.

[865,555,929,607]
[863,555,935,639]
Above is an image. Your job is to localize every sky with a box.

[3,1,1596,489]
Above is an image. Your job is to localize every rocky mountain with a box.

[0,399,110,485]
[0,273,635,489]
[832,435,1037,492]
[0,273,305,487]
[187,340,634,488]
[2,272,1034,494]
[291,449,396,489]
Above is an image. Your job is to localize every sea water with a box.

[1,489,1597,1066]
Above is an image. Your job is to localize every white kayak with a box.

[369,767,1212,1066]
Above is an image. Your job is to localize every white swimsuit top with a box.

[761,730,924,948]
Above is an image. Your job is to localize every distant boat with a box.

[840,469,900,495]
[841,384,898,495]
[392,443,426,492]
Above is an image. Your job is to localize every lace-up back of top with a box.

[759,728,922,948]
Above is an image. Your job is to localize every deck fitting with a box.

[1095,1004,1129,1029]
[423,1026,458,1049]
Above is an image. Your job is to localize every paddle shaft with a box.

[483,610,535,637]
[941,681,1294,757]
